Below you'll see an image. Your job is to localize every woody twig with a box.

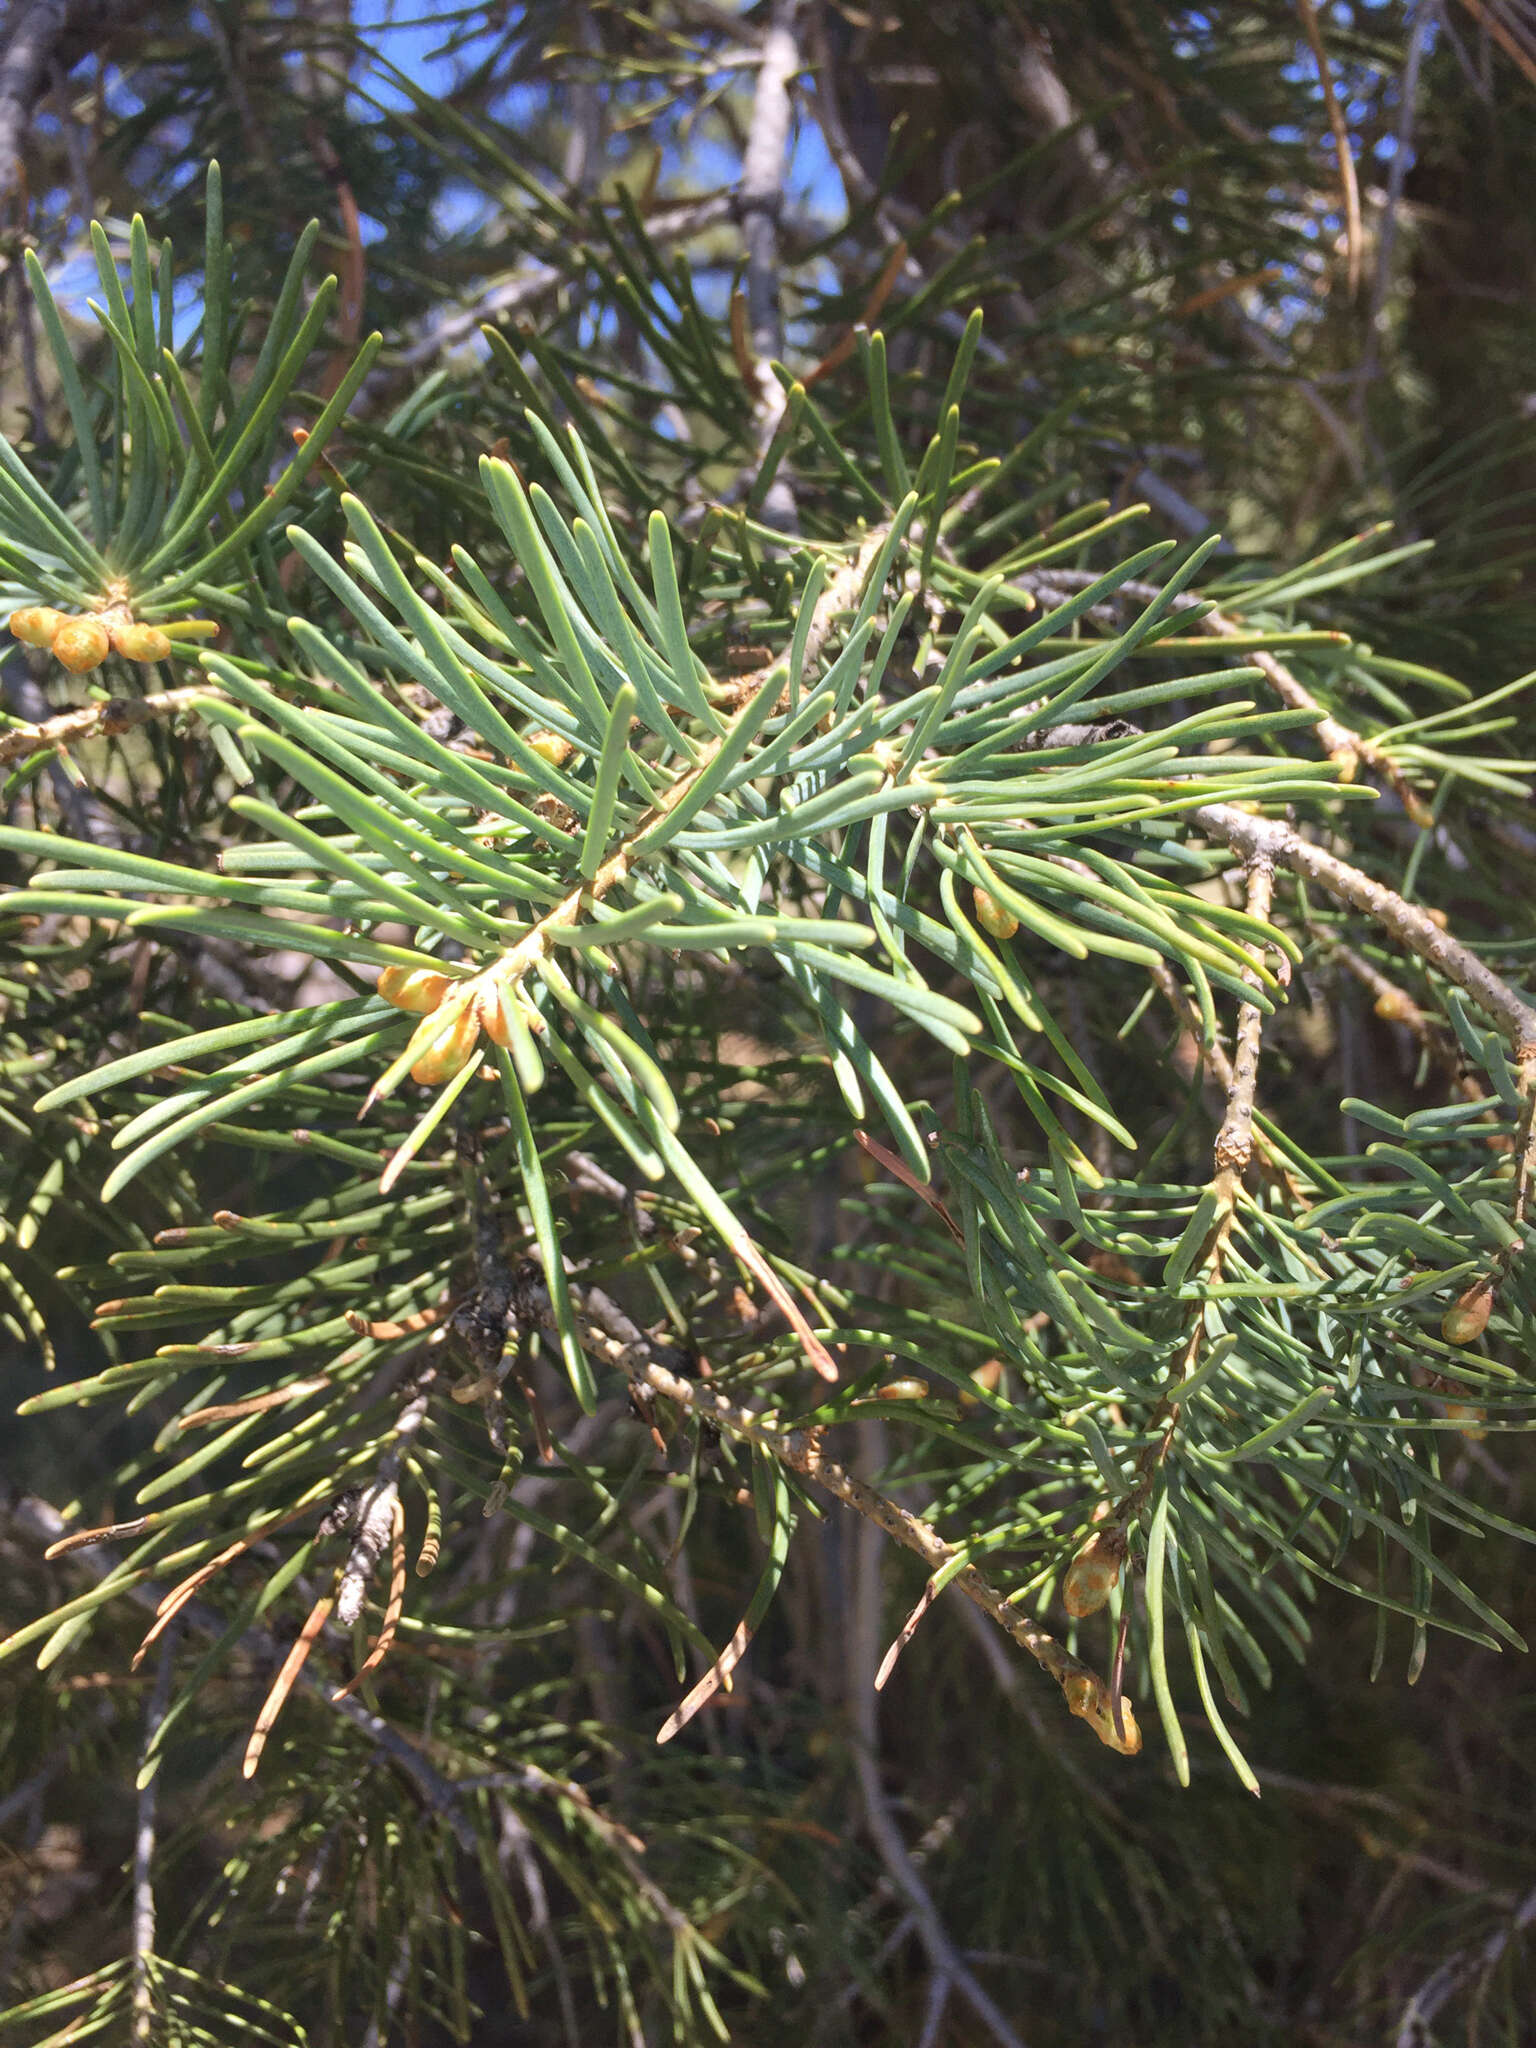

[1213,856,1276,1179]
[1197,797,1536,1267]
[0,683,215,766]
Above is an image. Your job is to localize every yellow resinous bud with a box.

[1441,1277,1494,1347]
[8,607,67,649]
[1062,1528,1127,1619]
[472,977,524,1049]
[972,886,1019,941]
[377,965,454,1015]
[874,1378,929,1402]
[525,728,574,768]
[1442,1398,1487,1440]
[109,621,174,663]
[51,618,111,673]
[408,998,481,1086]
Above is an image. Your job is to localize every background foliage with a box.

[2,3,1535,2043]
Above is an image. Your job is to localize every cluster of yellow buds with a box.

[8,606,189,672]
[1062,1526,1128,1618]
[1061,1668,1142,1755]
[376,964,533,1086]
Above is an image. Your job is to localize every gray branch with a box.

[846,1439,1028,2048]
[393,194,733,368]
[1396,1885,1536,2047]
[0,0,69,200]
[737,0,802,531]
[739,0,800,363]
[130,1628,178,2044]
[0,0,113,200]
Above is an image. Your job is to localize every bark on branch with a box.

[1193,800,1536,1055]
[0,0,114,203]
[0,683,214,766]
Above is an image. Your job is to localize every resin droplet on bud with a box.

[1062,1527,1127,1618]
[1062,1670,1142,1755]
[377,965,453,1014]
[1442,1277,1495,1347]
[972,886,1019,941]
[874,1378,929,1402]
[51,618,111,673]
[109,622,173,663]
[8,607,67,649]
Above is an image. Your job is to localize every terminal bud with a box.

[1062,1669,1141,1755]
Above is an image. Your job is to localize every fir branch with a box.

[1147,959,1304,1199]
[1023,563,1423,804]
[738,0,799,365]
[331,1494,405,1700]
[1295,0,1364,297]
[1200,796,1536,1251]
[0,0,75,199]
[22,1488,682,1899]
[1204,609,1418,807]
[735,0,801,530]
[1395,1883,1536,2048]
[1126,863,1286,1566]
[571,1285,1133,1751]
[334,1369,435,1628]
